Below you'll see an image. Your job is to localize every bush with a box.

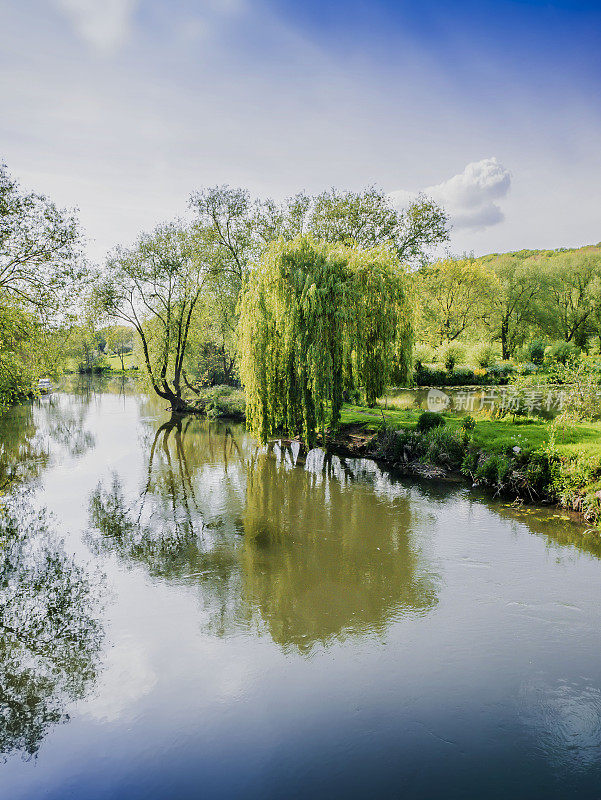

[425,428,464,468]
[417,411,446,431]
[461,415,476,433]
[413,342,435,369]
[472,343,496,368]
[412,364,516,387]
[544,341,579,366]
[438,343,465,372]
[194,385,246,419]
[373,424,462,469]
[528,340,546,365]
[552,356,601,422]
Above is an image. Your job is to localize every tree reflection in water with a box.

[0,402,49,492]
[242,445,438,652]
[0,390,97,494]
[88,415,438,652]
[0,497,104,760]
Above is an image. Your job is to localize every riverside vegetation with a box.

[3,160,601,527]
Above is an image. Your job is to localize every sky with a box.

[1,0,600,263]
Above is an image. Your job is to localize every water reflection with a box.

[0,393,97,495]
[0,497,103,760]
[243,446,437,651]
[88,416,438,652]
[491,501,601,559]
[3,385,601,798]
[0,403,49,492]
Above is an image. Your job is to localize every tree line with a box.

[416,246,601,359]
[3,158,600,443]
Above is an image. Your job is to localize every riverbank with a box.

[333,405,601,527]
[147,385,601,526]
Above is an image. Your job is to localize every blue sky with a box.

[1,0,599,262]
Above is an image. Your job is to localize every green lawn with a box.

[105,353,137,371]
[340,404,601,462]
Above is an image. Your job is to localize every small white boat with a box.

[37,378,53,394]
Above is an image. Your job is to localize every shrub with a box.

[476,454,502,486]
[412,364,516,387]
[425,428,464,468]
[461,445,480,478]
[544,341,579,366]
[439,343,465,372]
[417,411,446,432]
[472,343,496,369]
[413,342,435,369]
[461,415,476,433]
[528,340,546,365]
[195,385,246,419]
[551,356,601,422]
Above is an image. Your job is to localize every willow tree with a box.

[238,236,412,446]
[95,223,209,413]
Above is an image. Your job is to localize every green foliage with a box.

[527,340,546,365]
[308,187,449,266]
[461,415,476,433]
[103,325,134,371]
[544,341,580,365]
[412,364,517,387]
[0,163,83,311]
[417,257,498,344]
[424,427,464,468]
[553,356,601,422]
[417,411,446,432]
[238,236,412,445]
[0,163,84,407]
[472,342,496,368]
[0,296,63,408]
[438,342,465,372]
[374,425,462,470]
[412,342,435,368]
[193,385,246,419]
[64,319,109,374]
[96,223,211,412]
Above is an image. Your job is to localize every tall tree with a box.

[530,250,601,346]
[95,223,209,413]
[417,256,499,344]
[484,254,541,359]
[308,187,449,265]
[0,163,82,310]
[189,185,447,387]
[238,236,412,445]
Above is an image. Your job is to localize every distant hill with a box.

[477,243,601,263]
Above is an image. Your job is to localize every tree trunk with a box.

[501,318,510,361]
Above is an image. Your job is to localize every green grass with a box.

[62,353,138,373]
[340,403,601,462]
[105,353,137,371]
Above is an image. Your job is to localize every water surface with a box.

[1,379,600,799]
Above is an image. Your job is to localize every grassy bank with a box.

[187,385,246,420]
[339,404,601,527]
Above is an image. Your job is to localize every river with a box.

[1,378,600,799]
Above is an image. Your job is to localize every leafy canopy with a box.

[238,236,412,445]
[0,163,82,310]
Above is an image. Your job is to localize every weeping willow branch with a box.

[238,236,413,446]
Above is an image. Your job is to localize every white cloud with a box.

[82,639,157,722]
[389,157,512,232]
[53,0,140,53]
